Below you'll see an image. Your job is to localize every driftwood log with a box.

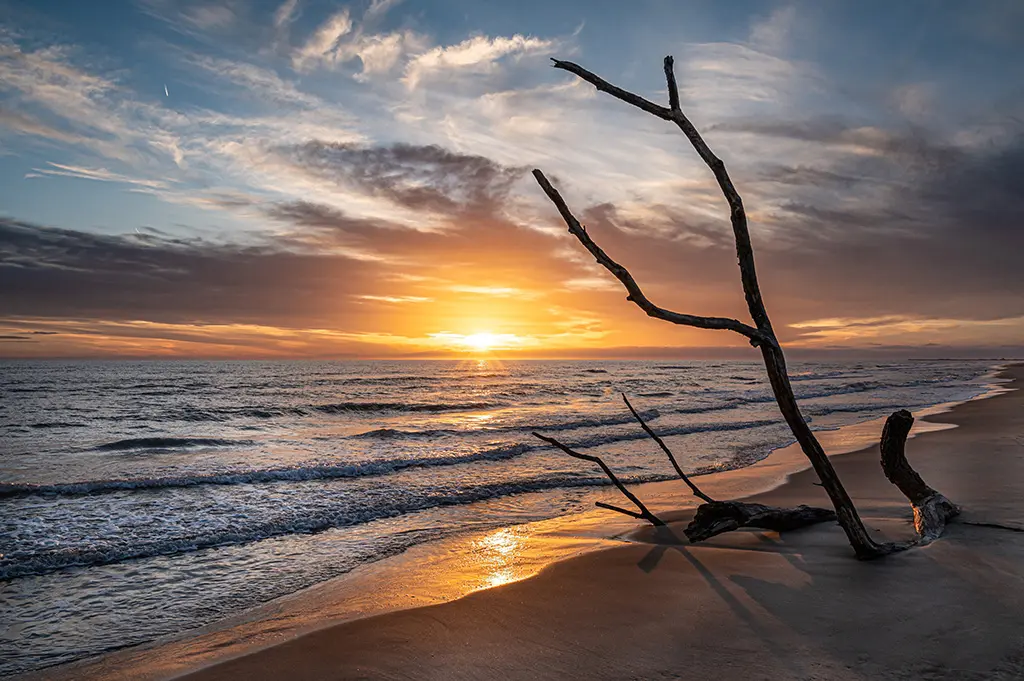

[532,54,929,558]
[880,410,959,543]
[685,501,838,542]
[533,394,838,542]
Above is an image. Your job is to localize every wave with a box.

[0,444,532,500]
[350,427,461,440]
[561,418,778,450]
[90,437,248,452]
[346,408,665,441]
[312,401,497,414]
[0,470,684,581]
[581,368,608,374]
[170,400,502,422]
[29,422,86,429]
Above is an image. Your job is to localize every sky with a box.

[1,0,1023,359]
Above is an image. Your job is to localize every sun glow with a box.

[460,332,504,351]
[429,331,524,353]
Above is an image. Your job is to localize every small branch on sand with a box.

[531,432,665,526]
[880,410,960,544]
[621,393,715,503]
[533,399,837,542]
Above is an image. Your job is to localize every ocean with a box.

[0,359,1000,676]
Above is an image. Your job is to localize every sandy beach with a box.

[23,364,1023,681]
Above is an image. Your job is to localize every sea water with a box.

[0,359,998,675]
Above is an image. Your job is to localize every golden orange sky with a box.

[2,2,1023,359]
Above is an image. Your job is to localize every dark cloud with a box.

[0,217,381,327]
[713,117,962,172]
[565,129,1024,329]
[281,142,527,215]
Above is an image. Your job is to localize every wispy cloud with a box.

[403,34,555,89]
[28,162,171,190]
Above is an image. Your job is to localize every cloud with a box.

[29,162,172,190]
[292,9,354,71]
[273,0,300,29]
[278,141,527,217]
[0,216,382,327]
[0,107,94,146]
[749,5,798,54]
[185,55,322,107]
[403,34,555,89]
[137,0,246,35]
[289,4,426,78]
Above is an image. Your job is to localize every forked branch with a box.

[549,56,772,333]
[531,432,665,526]
[531,170,770,347]
[536,53,896,559]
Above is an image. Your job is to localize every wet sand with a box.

[171,364,1024,681]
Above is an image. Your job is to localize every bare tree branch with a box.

[621,393,715,503]
[550,56,771,333]
[531,431,664,526]
[531,170,770,347]
[595,501,645,519]
[538,55,898,559]
[663,55,681,113]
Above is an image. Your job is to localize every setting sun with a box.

[461,333,502,352]
[426,331,525,354]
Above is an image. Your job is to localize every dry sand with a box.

[170,365,1024,681]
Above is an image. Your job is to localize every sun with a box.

[428,330,525,354]
[460,332,502,352]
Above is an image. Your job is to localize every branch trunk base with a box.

[913,493,960,544]
[684,501,837,543]
[881,410,960,545]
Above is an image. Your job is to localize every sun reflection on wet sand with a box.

[473,527,526,590]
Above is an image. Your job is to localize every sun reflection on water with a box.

[473,528,525,590]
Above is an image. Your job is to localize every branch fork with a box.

[532,54,959,558]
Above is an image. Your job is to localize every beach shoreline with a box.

[19,363,1020,681]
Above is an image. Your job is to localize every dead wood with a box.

[531,432,665,526]
[621,393,715,503]
[879,410,959,543]
[684,501,837,543]
[534,55,900,559]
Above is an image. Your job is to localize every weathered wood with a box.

[531,432,665,526]
[535,54,897,559]
[879,410,959,543]
[685,501,837,543]
[621,393,715,504]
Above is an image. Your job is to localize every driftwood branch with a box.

[684,501,837,543]
[531,171,770,347]
[536,54,898,559]
[621,393,715,503]
[880,410,960,543]
[536,395,834,543]
[531,432,665,526]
